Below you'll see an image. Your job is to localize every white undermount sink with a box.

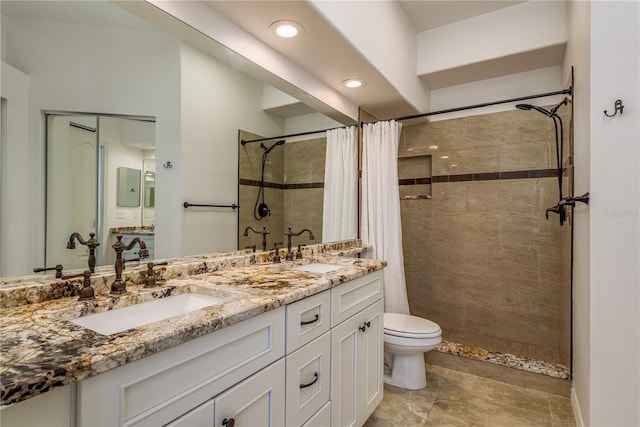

[292,263,344,273]
[71,293,225,335]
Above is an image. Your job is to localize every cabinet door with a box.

[165,400,213,427]
[0,385,73,426]
[356,299,384,426]
[302,401,331,427]
[331,299,384,427]
[214,359,285,427]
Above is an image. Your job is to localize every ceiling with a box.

[202,0,531,119]
[2,0,550,121]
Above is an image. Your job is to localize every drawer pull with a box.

[359,321,371,333]
[222,418,235,427]
[300,314,319,326]
[300,372,319,389]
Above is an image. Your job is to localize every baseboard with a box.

[571,387,585,427]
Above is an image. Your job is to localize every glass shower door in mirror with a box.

[46,114,99,271]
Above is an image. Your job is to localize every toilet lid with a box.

[384,313,441,339]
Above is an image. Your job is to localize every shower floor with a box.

[442,331,567,366]
[435,340,569,380]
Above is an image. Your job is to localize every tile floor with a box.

[364,364,576,427]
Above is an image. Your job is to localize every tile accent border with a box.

[239,178,324,190]
[399,168,559,186]
[436,340,570,380]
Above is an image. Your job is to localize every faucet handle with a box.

[78,270,95,301]
[33,264,64,279]
[272,243,282,263]
[296,244,306,259]
[144,261,168,288]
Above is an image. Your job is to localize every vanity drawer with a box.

[285,331,331,427]
[286,290,331,354]
[302,401,331,427]
[331,269,384,327]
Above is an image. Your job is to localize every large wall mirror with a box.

[0,0,356,279]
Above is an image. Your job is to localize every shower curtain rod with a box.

[360,88,572,126]
[241,87,571,144]
[240,126,352,145]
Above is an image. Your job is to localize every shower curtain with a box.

[361,120,410,314]
[322,126,358,242]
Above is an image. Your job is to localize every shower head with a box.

[515,103,553,117]
[262,139,286,155]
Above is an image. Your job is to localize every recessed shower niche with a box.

[398,154,432,200]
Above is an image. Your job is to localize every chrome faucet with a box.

[243,226,270,252]
[67,232,100,273]
[284,228,315,261]
[111,234,149,294]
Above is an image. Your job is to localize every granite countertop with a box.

[0,241,383,406]
[109,226,155,235]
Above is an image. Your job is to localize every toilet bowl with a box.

[383,312,442,390]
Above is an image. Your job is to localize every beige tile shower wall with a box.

[284,138,326,184]
[238,130,285,251]
[400,108,572,367]
[283,188,323,246]
[238,185,284,251]
[281,138,326,242]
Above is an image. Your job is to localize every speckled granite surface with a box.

[436,341,570,380]
[109,226,155,235]
[0,240,381,406]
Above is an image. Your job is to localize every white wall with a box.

[429,65,566,121]
[179,43,284,256]
[564,1,591,425]
[416,1,567,77]
[2,12,181,268]
[589,1,639,425]
[567,1,640,425]
[0,63,30,277]
[310,0,429,113]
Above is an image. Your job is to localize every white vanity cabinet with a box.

[3,268,384,427]
[168,359,286,427]
[285,290,332,426]
[77,307,285,426]
[330,271,385,427]
[0,384,74,426]
[285,268,385,427]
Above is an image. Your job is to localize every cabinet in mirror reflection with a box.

[45,113,155,271]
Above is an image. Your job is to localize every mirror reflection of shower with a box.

[254,140,285,220]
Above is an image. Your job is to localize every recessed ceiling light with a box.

[270,20,304,38]
[342,78,366,89]
[429,145,438,150]
[440,155,449,159]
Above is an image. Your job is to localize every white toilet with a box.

[383,312,442,390]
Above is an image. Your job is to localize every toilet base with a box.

[383,353,427,390]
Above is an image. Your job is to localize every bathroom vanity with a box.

[0,242,384,427]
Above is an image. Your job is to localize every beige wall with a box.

[399,107,572,367]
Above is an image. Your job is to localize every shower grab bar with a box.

[183,202,239,209]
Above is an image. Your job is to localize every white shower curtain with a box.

[322,126,358,242]
[361,120,410,314]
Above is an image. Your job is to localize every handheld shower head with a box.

[516,104,553,117]
[263,140,286,154]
